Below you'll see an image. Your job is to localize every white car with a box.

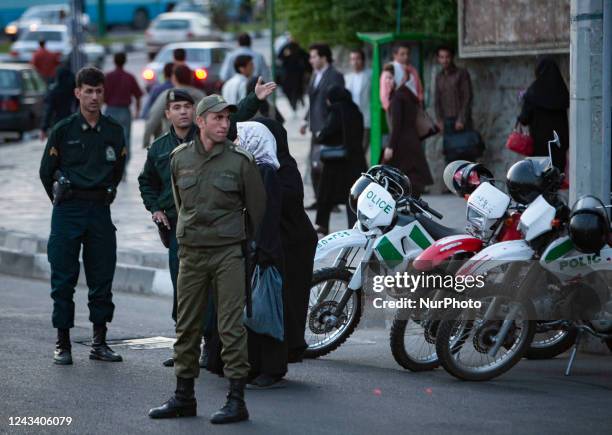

[4,4,90,41]
[9,25,104,68]
[145,12,220,58]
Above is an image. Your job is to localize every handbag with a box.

[243,265,284,341]
[415,107,439,140]
[505,122,534,156]
[442,119,485,161]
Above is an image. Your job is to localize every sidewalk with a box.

[0,96,466,296]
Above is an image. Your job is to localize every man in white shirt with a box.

[345,48,371,152]
[222,55,253,105]
[220,33,270,82]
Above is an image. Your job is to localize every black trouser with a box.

[315,199,357,230]
[47,199,116,329]
[310,138,321,200]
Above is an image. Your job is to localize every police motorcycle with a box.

[434,132,575,381]
[390,159,576,372]
[305,165,460,358]
[389,161,525,371]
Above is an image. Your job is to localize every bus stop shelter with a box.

[357,32,455,164]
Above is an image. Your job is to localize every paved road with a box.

[1,274,611,435]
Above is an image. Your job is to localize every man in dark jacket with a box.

[299,43,344,208]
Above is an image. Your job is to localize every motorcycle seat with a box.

[416,215,465,241]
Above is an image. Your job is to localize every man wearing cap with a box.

[148,94,266,424]
[138,89,207,367]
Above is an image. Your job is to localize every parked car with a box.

[0,63,46,140]
[144,12,220,58]
[9,25,105,69]
[142,41,230,94]
[4,4,90,41]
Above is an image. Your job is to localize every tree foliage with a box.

[277,0,457,47]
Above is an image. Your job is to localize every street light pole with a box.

[98,0,107,38]
[268,0,276,116]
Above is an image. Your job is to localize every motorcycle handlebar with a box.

[399,197,444,220]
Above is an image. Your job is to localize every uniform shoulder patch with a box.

[102,113,122,128]
[229,144,254,163]
[170,140,192,157]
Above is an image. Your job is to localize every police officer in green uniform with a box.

[39,67,127,365]
[148,95,266,424]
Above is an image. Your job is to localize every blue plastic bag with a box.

[243,265,284,341]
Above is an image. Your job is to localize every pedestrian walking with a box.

[39,67,127,366]
[314,85,367,235]
[220,33,270,82]
[277,37,310,112]
[104,52,143,169]
[141,62,174,118]
[31,39,61,85]
[345,48,371,152]
[40,63,77,140]
[221,55,253,104]
[391,42,423,103]
[148,95,266,423]
[382,65,433,197]
[299,43,344,210]
[254,117,317,364]
[518,56,569,170]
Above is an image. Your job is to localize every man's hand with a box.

[254,77,277,100]
[152,211,171,229]
[383,147,393,162]
[40,129,47,141]
[454,120,465,131]
[299,124,307,135]
[436,121,443,134]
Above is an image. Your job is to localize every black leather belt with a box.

[70,189,107,201]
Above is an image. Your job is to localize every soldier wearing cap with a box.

[149,95,266,424]
[39,67,127,365]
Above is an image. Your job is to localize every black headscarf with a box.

[252,117,296,171]
[524,56,569,110]
[326,85,353,105]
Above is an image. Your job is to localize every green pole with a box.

[97,0,106,37]
[370,41,382,165]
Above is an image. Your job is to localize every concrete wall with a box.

[422,53,569,192]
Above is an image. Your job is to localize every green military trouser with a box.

[174,243,249,379]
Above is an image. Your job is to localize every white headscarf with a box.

[236,121,280,169]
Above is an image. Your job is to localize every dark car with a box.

[0,63,45,140]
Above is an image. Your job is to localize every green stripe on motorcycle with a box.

[544,239,573,263]
[409,225,431,250]
[375,236,404,261]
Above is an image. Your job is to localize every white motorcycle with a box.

[305,165,461,358]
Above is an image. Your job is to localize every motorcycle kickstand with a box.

[564,328,583,376]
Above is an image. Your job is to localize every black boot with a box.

[162,357,174,367]
[54,329,72,365]
[148,377,197,419]
[89,324,122,362]
[210,378,249,424]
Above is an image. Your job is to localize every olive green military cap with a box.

[196,94,237,117]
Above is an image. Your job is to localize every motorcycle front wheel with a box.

[303,267,362,359]
[435,297,536,381]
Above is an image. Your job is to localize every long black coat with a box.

[315,88,368,205]
[255,117,317,361]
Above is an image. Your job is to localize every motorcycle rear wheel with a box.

[525,326,577,360]
[303,267,362,359]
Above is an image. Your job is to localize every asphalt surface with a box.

[1,274,612,435]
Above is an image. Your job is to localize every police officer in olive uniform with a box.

[39,67,127,365]
[149,95,266,424]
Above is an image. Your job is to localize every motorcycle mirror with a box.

[547,130,562,167]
